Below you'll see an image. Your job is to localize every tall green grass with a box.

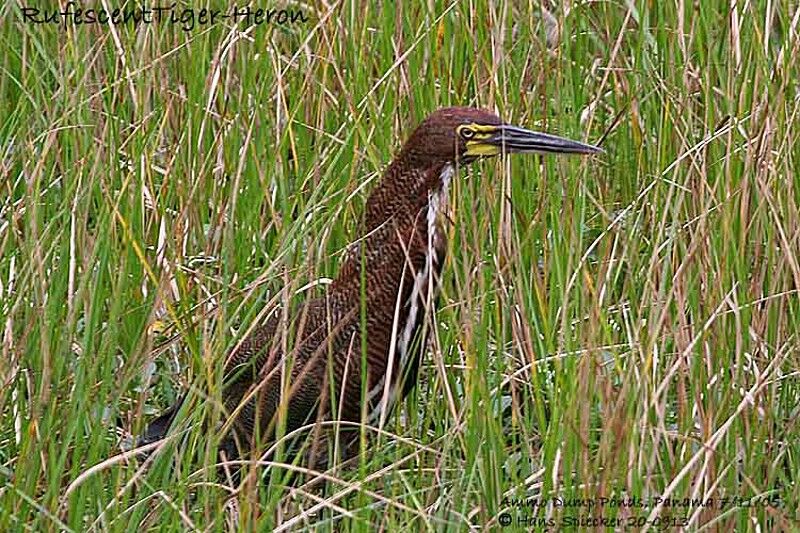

[1,0,798,530]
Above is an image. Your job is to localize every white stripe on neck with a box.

[368,163,454,426]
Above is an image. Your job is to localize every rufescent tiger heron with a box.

[136,107,602,471]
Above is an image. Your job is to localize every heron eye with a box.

[460,127,475,140]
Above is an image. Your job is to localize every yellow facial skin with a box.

[457,123,502,157]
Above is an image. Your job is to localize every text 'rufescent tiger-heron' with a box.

[136,107,602,474]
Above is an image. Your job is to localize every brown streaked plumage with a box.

[136,107,602,468]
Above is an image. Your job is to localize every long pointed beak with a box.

[491,124,603,155]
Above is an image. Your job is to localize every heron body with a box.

[138,107,601,466]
